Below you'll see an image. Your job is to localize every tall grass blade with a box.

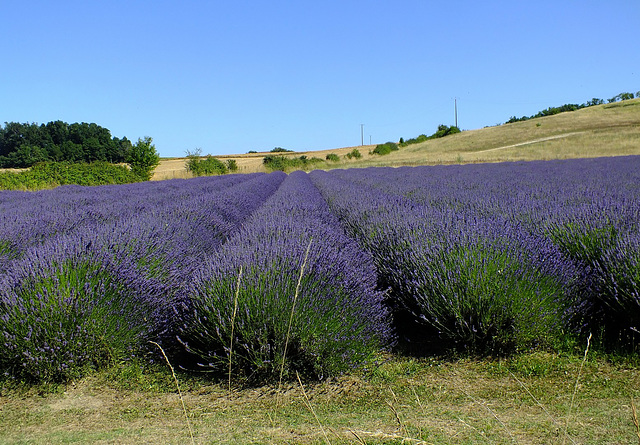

[296,371,331,445]
[278,238,313,395]
[632,398,640,444]
[507,370,577,444]
[459,386,516,443]
[228,265,243,395]
[150,341,195,445]
[564,333,592,445]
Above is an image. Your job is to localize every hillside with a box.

[151,98,640,180]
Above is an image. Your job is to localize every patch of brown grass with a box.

[2,352,639,444]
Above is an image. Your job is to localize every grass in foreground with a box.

[1,350,639,444]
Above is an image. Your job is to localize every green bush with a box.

[432,125,461,139]
[262,155,289,171]
[345,149,362,160]
[0,162,142,190]
[398,126,460,148]
[372,142,399,156]
[325,153,340,162]
[226,159,238,172]
[399,134,428,147]
[185,154,228,176]
[263,155,323,172]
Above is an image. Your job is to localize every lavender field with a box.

[1,156,639,384]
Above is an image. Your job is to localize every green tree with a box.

[586,98,604,107]
[127,136,160,180]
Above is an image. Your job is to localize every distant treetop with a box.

[0,121,135,168]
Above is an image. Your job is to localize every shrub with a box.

[372,142,399,156]
[263,155,323,172]
[401,235,573,354]
[0,162,141,190]
[345,149,362,160]
[0,239,156,382]
[226,159,238,172]
[325,153,340,162]
[309,170,574,355]
[399,134,428,147]
[262,155,289,171]
[186,154,228,176]
[432,125,461,139]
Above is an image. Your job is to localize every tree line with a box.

[506,91,640,124]
[0,121,135,168]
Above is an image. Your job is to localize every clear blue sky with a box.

[2,1,638,157]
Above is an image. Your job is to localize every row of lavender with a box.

[1,156,638,383]
[172,171,390,382]
[311,156,640,352]
[0,173,288,382]
[0,171,391,383]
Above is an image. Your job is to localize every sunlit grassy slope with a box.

[152,98,640,179]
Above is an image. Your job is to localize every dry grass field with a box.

[2,352,639,444]
[151,145,378,180]
[151,98,640,180]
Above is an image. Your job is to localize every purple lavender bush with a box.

[399,212,576,354]
[310,169,574,355]
[546,206,640,350]
[598,231,640,347]
[174,171,391,383]
[0,234,157,382]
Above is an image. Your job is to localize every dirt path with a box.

[472,131,587,154]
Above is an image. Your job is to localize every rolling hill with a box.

[152,98,640,180]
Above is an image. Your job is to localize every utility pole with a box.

[454,98,458,128]
[360,124,364,146]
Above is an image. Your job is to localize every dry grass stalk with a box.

[563,332,592,445]
[507,369,577,444]
[296,371,331,445]
[386,387,410,437]
[458,386,516,443]
[632,398,640,444]
[277,238,313,398]
[386,400,408,437]
[228,265,243,395]
[412,387,425,413]
[349,429,368,444]
[350,430,433,444]
[149,340,196,445]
